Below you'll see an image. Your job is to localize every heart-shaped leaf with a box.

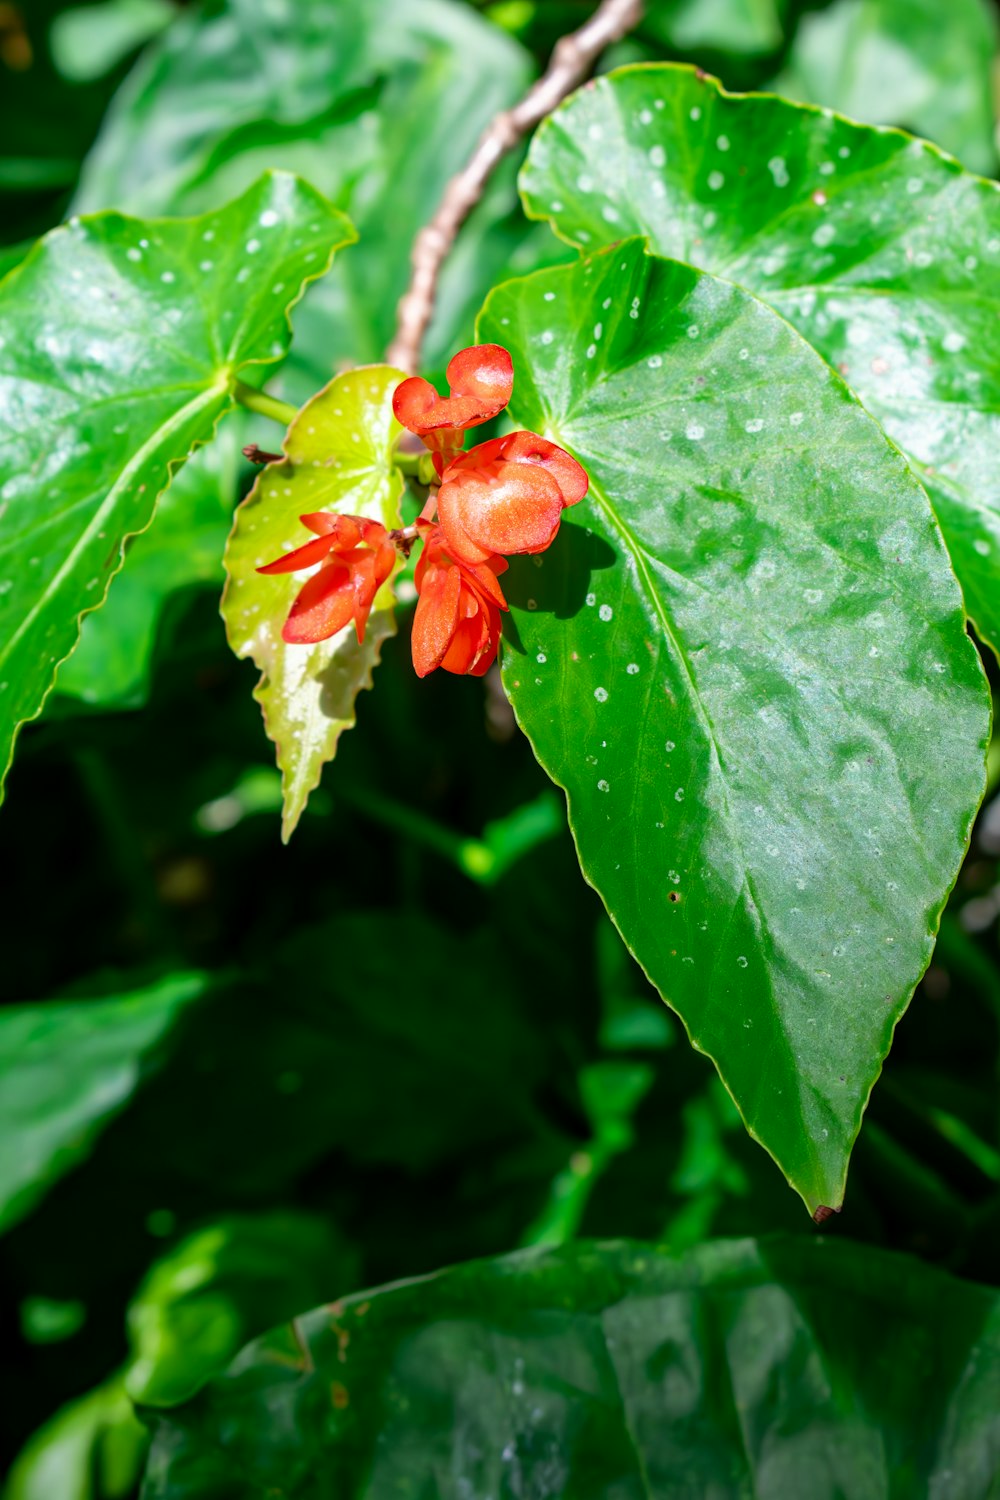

[0,171,355,796]
[221,367,405,840]
[520,63,1000,658]
[142,1236,1000,1499]
[479,240,989,1213]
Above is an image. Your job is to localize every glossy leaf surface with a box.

[222,367,404,840]
[0,973,206,1234]
[143,1236,1000,1499]
[773,0,998,174]
[521,64,1000,657]
[52,431,241,709]
[74,0,532,391]
[479,241,988,1212]
[0,172,354,792]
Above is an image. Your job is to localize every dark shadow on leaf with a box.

[502,519,617,656]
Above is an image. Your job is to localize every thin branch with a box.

[386,0,644,374]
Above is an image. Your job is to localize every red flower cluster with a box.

[257,513,395,645]
[397,345,586,677]
[258,345,587,676]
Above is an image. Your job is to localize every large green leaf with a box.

[772,0,998,175]
[0,972,206,1234]
[73,0,532,392]
[0,171,354,794]
[221,367,404,840]
[478,239,988,1213]
[142,1236,1000,1498]
[520,63,1000,658]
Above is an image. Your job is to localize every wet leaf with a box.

[0,171,355,794]
[142,1236,1000,1498]
[73,0,532,393]
[521,63,1000,657]
[478,239,989,1212]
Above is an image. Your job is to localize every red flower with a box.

[392,344,513,474]
[257,513,396,645]
[411,525,509,678]
[436,429,589,566]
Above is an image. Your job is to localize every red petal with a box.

[468,610,502,676]
[411,562,462,677]
[257,534,333,574]
[437,461,565,564]
[392,376,439,431]
[440,612,485,675]
[443,436,505,477]
[347,552,377,643]
[282,563,354,643]
[445,344,513,414]
[499,431,589,506]
[357,518,389,549]
[373,540,397,590]
[465,559,509,612]
[391,344,513,437]
[300,513,363,545]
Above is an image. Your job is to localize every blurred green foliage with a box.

[2,0,1000,1494]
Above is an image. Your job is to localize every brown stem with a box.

[386,0,644,374]
[243,444,284,466]
[389,524,420,558]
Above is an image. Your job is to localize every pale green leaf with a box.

[221,366,405,840]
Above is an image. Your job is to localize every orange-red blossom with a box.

[395,345,587,676]
[257,344,587,675]
[257,512,395,645]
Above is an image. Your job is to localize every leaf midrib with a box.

[0,382,227,679]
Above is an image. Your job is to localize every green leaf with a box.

[221,366,404,841]
[644,0,785,56]
[72,0,532,394]
[125,1212,358,1408]
[141,1236,1000,1498]
[0,171,355,795]
[0,972,206,1235]
[478,239,989,1213]
[50,0,177,84]
[520,63,1000,659]
[52,428,240,709]
[7,1376,147,1500]
[772,0,999,175]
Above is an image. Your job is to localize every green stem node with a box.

[232,379,298,428]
